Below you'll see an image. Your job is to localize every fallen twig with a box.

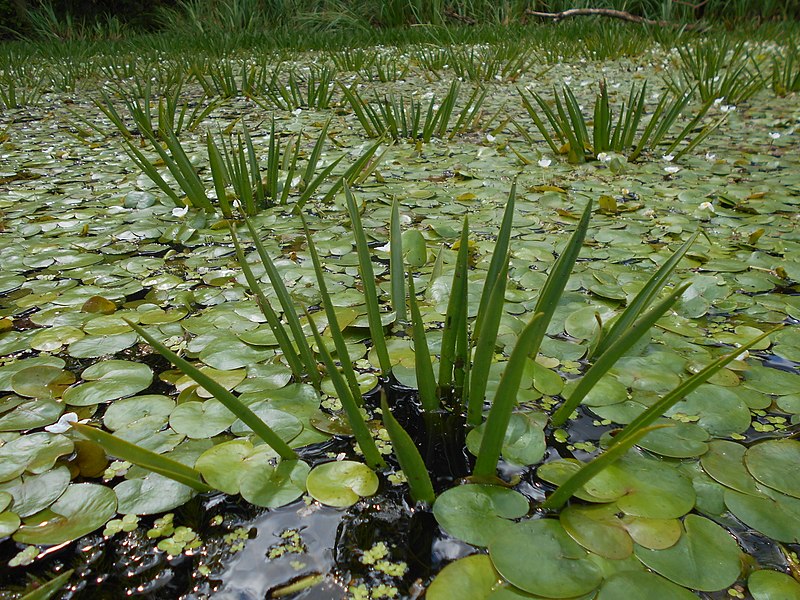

[526,8,700,29]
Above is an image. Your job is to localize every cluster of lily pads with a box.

[1,22,799,600]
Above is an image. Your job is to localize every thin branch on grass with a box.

[526,8,699,29]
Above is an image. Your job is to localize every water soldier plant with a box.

[64,181,780,599]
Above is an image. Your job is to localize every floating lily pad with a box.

[13,483,117,545]
[724,487,800,543]
[637,420,709,458]
[196,439,281,494]
[466,412,546,467]
[700,440,761,495]
[745,439,800,498]
[114,473,196,515]
[103,394,175,431]
[0,511,20,538]
[0,433,73,482]
[433,484,529,547]
[67,332,138,358]
[169,399,236,439]
[748,570,800,600]
[0,466,71,518]
[10,366,76,400]
[596,570,698,599]
[0,398,64,432]
[634,514,742,592]
[63,360,153,406]
[306,460,378,507]
[0,357,66,391]
[560,503,633,559]
[426,554,498,600]
[489,519,603,598]
[230,404,303,442]
[239,459,310,508]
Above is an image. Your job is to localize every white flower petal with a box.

[45,412,79,433]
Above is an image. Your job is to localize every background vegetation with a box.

[1,0,798,40]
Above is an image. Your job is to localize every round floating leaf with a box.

[489,519,603,598]
[745,439,800,498]
[10,366,76,399]
[596,570,697,600]
[666,385,751,437]
[67,332,138,358]
[115,473,196,515]
[198,336,271,371]
[426,554,498,600]
[0,491,10,512]
[466,413,546,467]
[195,439,280,495]
[749,570,800,600]
[0,357,66,391]
[724,488,800,543]
[63,360,153,407]
[103,394,174,431]
[0,511,20,537]
[700,440,761,495]
[13,483,117,545]
[0,466,71,517]
[0,398,64,432]
[230,404,302,443]
[169,399,236,439]
[0,433,73,482]
[81,295,116,314]
[637,421,709,459]
[433,484,529,547]
[620,515,682,550]
[612,455,696,519]
[560,503,633,559]
[634,514,742,592]
[306,461,378,507]
[240,459,310,508]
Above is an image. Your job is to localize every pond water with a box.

[1,28,800,599]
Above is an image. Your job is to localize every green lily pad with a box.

[700,440,761,495]
[10,366,76,399]
[745,439,800,498]
[620,515,682,550]
[634,514,742,592]
[13,483,117,545]
[433,484,529,547]
[560,503,633,559]
[724,487,800,543]
[0,466,71,518]
[230,404,303,442]
[198,335,271,370]
[103,394,175,431]
[306,460,379,507]
[0,357,66,391]
[195,439,281,494]
[466,412,546,467]
[666,384,751,437]
[0,433,73,482]
[169,399,236,439]
[67,332,138,358]
[426,554,498,600]
[0,398,64,432]
[114,473,196,515]
[239,459,310,508]
[63,360,153,406]
[596,570,698,600]
[0,511,20,537]
[489,519,603,598]
[748,570,800,600]
[636,420,710,458]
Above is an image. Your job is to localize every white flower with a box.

[45,412,79,433]
[705,152,717,161]
[769,132,781,140]
[698,201,715,212]
[538,157,552,168]
[713,97,724,105]
[662,154,674,162]
[597,152,611,163]
[664,165,681,174]
[720,104,736,113]
[485,133,496,142]
[292,108,302,116]
[172,206,189,217]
